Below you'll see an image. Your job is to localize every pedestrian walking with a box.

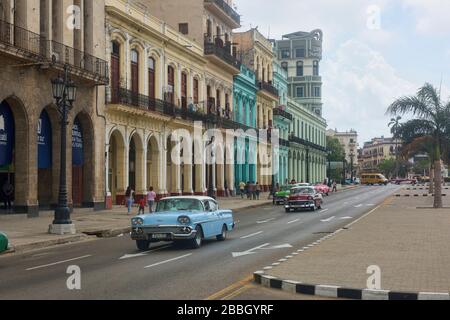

[147,187,157,213]
[332,180,338,193]
[246,181,251,199]
[239,181,246,199]
[2,180,14,210]
[125,186,134,215]
[255,182,261,200]
[138,197,146,215]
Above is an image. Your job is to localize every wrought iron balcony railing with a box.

[204,41,241,70]
[204,0,240,25]
[273,107,293,121]
[0,19,108,83]
[288,135,327,152]
[256,81,279,97]
[279,138,290,147]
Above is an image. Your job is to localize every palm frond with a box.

[387,96,434,120]
[417,83,442,113]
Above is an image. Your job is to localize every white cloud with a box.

[401,0,450,35]
[322,40,417,143]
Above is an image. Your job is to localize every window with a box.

[111,41,120,102]
[296,86,304,97]
[281,50,290,59]
[148,57,155,99]
[181,72,187,109]
[167,65,175,103]
[281,62,288,72]
[193,78,199,104]
[295,48,305,58]
[130,49,139,94]
[313,61,319,76]
[313,87,321,97]
[296,61,303,77]
[179,23,189,35]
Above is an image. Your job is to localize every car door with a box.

[208,200,222,236]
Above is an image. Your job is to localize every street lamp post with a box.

[327,150,332,183]
[350,151,355,183]
[342,151,347,185]
[207,136,216,199]
[49,65,77,235]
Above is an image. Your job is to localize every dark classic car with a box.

[285,186,323,213]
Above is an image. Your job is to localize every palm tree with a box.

[387,83,450,208]
[388,116,402,178]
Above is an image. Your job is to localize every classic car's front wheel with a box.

[216,225,227,241]
[190,226,203,249]
[136,240,150,251]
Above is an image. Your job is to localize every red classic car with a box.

[285,186,323,213]
[314,183,330,196]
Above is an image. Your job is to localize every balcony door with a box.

[111,41,120,103]
[181,72,187,111]
[148,57,155,109]
[167,66,175,104]
[131,49,139,105]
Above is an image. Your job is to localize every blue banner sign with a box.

[0,101,14,167]
[72,118,84,166]
[37,111,52,169]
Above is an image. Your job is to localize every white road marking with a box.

[232,243,270,258]
[240,231,264,239]
[354,204,363,208]
[119,244,172,260]
[26,255,92,271]
[340,216,353,220]
[321,216,335,222]
[320,209,329,213]
[144,253,192,269]
[287,219,300,224]
[257,218,276,224]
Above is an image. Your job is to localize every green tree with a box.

[378,159,396,178]
[387,83,450,208]
[326,136,345,161]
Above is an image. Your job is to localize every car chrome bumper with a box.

[285,202,315,209]
[131,226,197,241]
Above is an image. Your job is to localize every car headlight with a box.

[131,218,144,226]
[178,216,191,225]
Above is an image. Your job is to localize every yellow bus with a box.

[361,173,388,186]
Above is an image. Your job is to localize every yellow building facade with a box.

[105,0,241,204]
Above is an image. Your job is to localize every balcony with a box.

[204,0,241,28]
[279,138,290,147]
[273,107,293,121]
[288,76,322,83]
[256,81,279,98]
[204,41,241,74]
[289,134,327,153]
[0,19,109,84]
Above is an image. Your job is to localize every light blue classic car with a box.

[131,196,235,251]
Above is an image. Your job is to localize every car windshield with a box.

[156,199,203,212]
[280,186,291,191]
[292,188,314,195]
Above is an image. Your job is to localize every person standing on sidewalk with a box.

[2,180,13,211]
[239,181,246,199]
[138,197,146,215]
[332,180,338,193]
[147,187,157,213]
[125,186,134,215]
[255,182,261,200]
[246,181,251,199]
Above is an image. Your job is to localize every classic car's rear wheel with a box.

[217,225,227,241]
[190,226,203,249]
[136,240,150,251]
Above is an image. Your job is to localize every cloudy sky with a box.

[235,0,450,144]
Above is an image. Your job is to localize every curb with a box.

[1,234,89,256]
[253,272,450,300]
[395,194,447,197]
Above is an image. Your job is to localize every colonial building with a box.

[326,129,358,163]
[233,28,279,190]
[105,0,247,204]
[233,64,257,187]
[275,30,323,117]
[360,136,400,172]
[274,30,327,184]
[272,59,291,185]
[0,0,108,215]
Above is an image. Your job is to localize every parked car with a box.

[0,232,9,253]
[274,183,312,205]
[130,196,235,251]
[314,183,330,196]
[285,186,323,213]
[274,185,292,205]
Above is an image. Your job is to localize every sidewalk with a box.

[255,187,450,299]
[0,193,272,255]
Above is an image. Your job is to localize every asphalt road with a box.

[0,185,401,300]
